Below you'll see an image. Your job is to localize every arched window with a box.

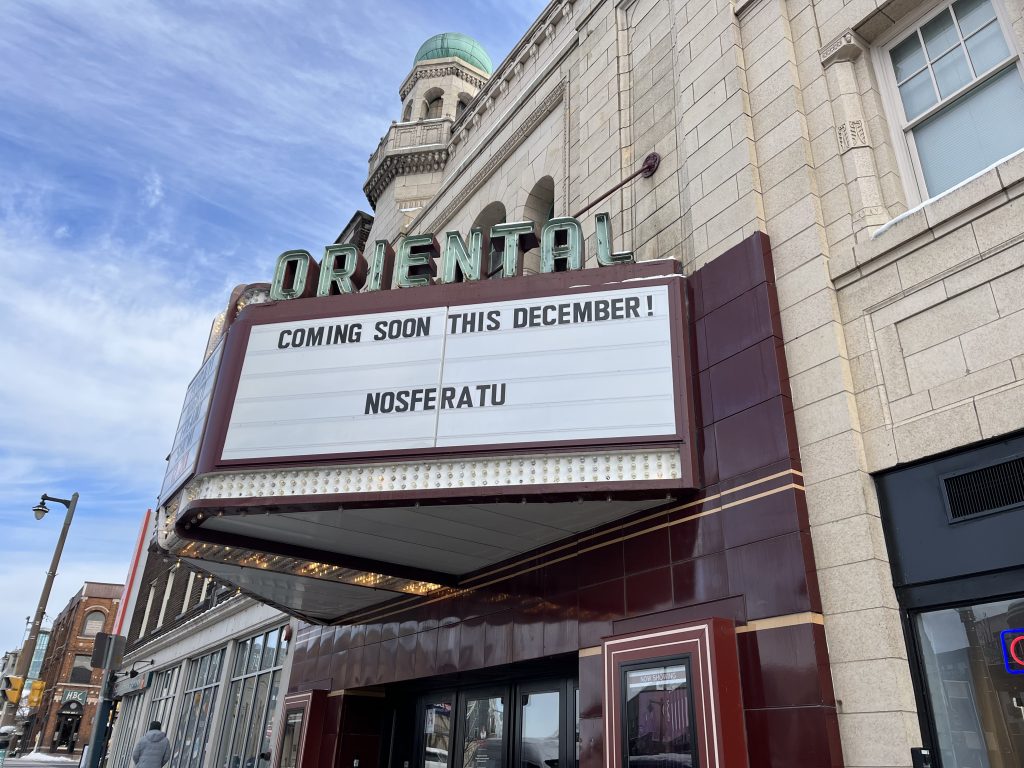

[402,102,412,122]
[456,93,472,118]
[82,610,105,637]
[472,202,508,278]
[422,88,445,119]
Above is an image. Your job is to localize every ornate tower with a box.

[363,33,492,236]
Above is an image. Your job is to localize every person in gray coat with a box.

[132,721,171,768]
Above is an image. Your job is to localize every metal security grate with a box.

[943,455,1024,522]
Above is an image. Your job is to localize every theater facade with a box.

[153,1,1024,767]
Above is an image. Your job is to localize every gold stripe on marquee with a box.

[341,469,805,626]
[734,612,825,633]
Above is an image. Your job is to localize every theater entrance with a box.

[385,659,578,768]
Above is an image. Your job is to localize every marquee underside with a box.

[171,494,673,623]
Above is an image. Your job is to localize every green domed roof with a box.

[414,33,493,75]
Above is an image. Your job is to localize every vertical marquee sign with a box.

[159,340,224,504]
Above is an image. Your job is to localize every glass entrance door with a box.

[461,688,506,768]
[409,677,576,768]
[517,684,561,768]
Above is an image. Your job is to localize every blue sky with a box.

[0,0,547,654]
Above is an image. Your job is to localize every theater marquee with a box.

[159,249,699,623]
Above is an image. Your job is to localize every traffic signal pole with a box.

[0,493,77,751]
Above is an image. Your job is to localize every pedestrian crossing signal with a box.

[0,676,23,705]
[27,680,45,708]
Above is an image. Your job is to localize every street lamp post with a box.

[3,493,78,753]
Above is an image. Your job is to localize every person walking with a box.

[132,721,171,768]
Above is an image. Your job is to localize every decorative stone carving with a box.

[837,119,869,153]
[400,64,487,101]
[820,29,866,68]
[363,148,450,208]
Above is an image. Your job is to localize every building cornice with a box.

[363,146,449,209]
[122,593,252,663]
[399,59,488,102]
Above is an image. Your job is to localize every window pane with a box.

[463,696,504,768]
[900,69,939,119]
[953,0,998,35]
[922,10,961,60]
[249,634,265,674]
[891,34,927,82]
[520,691,560,768]
[83,611,105,636]
[933,48,973,98]
[422,697,452,768]
[965,21,1010,75]
[234,641,250,677]
[916,598,1024,766]
[623,663,694,768]
[258,670,282,760]
[916,66,1024,195]
[210,650,223,683]
[216,680,243,768]
[263,630,280,670]
[239,673,272,767]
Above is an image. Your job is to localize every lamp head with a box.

[33,499,49,520]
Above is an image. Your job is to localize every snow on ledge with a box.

[13,753,78,763]
[871,147,1024,239]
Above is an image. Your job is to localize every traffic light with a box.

[0,675,23,705]
[27,680,45,708]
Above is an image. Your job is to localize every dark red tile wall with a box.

[287,233,842,767]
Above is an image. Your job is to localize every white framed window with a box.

[876,0,1024,201]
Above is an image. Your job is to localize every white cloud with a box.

[143,170,164,208]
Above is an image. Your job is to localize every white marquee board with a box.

[221,284,678,460]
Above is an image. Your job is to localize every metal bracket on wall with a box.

[572,152,660,219]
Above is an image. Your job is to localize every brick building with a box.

[26,582,121,754]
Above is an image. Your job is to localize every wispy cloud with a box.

[143,171,164,208]
[0,0,547,651]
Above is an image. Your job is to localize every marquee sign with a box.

[159,340,224,504]
[218,284,677,461]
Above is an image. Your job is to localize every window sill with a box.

[830,148,1024,285]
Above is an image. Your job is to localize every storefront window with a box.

[110,693,146,768]
[916,598,1024,766]
[622,659,695,768]
[216,627,286,768]
[150,666,181,732]
[171,649,225,768]
[462,693,505,768]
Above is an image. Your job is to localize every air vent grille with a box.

[943,455,1024,522]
